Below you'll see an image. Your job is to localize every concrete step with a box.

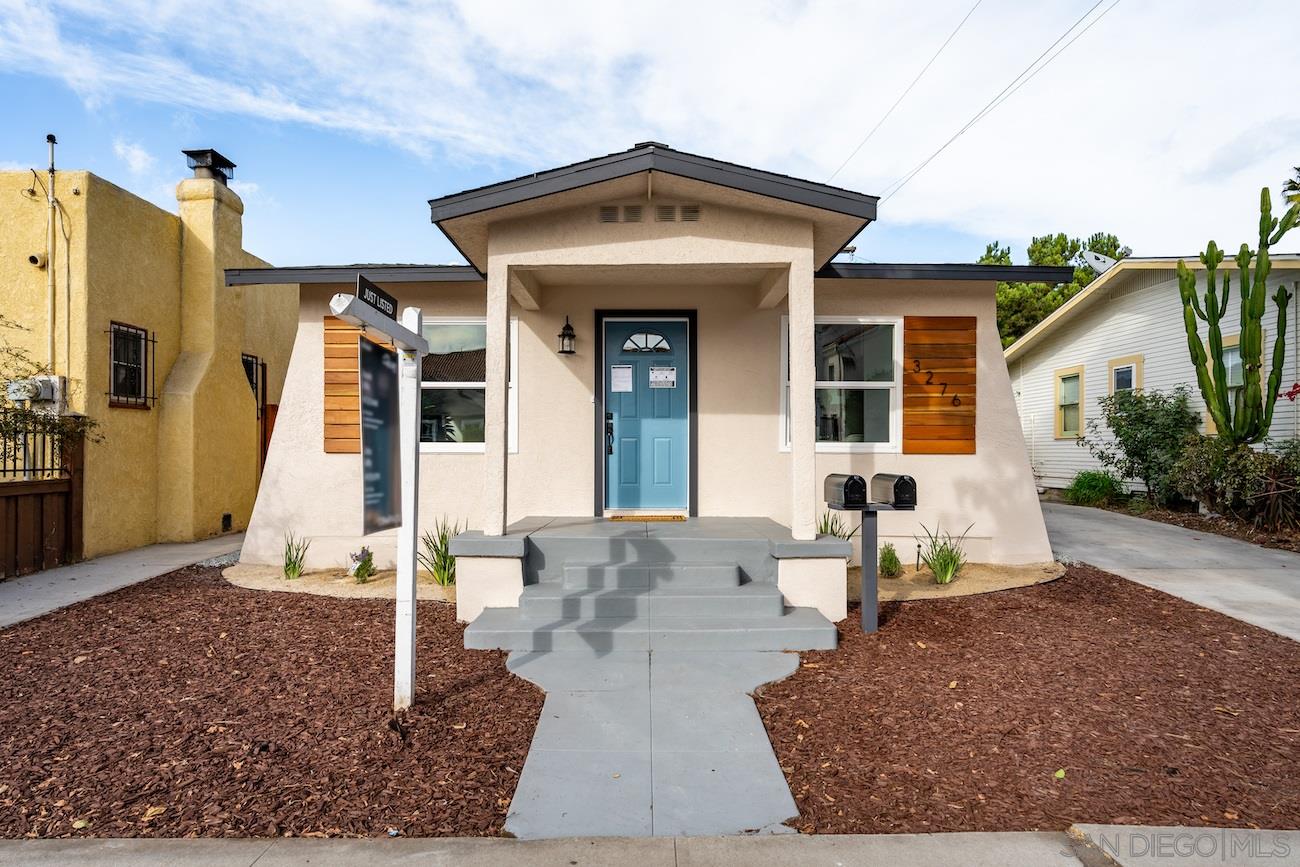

[464,606,837,652]
[526,534,776,584]
[562,562,740,589]
[518,582,786,620]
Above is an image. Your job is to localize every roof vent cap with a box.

[633,141,670,150]
[182,148,235,185]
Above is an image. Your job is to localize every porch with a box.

[453,516,850,648]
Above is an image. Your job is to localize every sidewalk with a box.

[0,534,243,628]
[0,826,1294,866]
[1042,501,1300,641]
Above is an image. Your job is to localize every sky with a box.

[0,0,1297,268]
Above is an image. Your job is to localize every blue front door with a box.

[604,319,689,510]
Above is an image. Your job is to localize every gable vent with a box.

[622,205,643,222]
[655,204,677,222]
[599,205,619,223]
[680,203,701,222]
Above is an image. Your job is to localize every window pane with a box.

[1113,365,1133,392]
[1059,374,1079,405]
[421,388,485,443]
[623,332,671,353]
[422,323,487,382]
[815,323,893,383]
[816,388,890,443]
[1062,404,1080,435]
[1224,346,1243,388]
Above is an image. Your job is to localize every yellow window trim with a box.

[1054,364,1085,440]
[1202,333,1242,436]
[1107,354,1144,394]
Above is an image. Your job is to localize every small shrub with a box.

[1080,386,1199,504]
[818,511,861,565]
[878,542,902,578]
[1064,470,1125,506]
[282,531,310,580]
[418,516,462,587]
[1172,435,1300,530]
[916,522,972,585]
[348,546,376,584]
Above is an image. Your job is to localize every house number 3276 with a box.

[912,359,962,406]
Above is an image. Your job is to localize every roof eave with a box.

[224,265,485,286]
[428,145,879,224]
[817,262,1076,283]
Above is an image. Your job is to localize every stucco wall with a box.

[243,274,1051,569]
[82,174,184,555]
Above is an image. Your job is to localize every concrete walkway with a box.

[2,826,1295,865]
[504,649,799,838]
[1042,502,1300,641]
[0,534,243,628]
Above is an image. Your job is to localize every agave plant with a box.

[418,516,463,587]
[282,531,310,580]
[916,522,973,585]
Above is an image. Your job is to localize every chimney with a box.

[182,148,236,186]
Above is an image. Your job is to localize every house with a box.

[0,150,297,576]
[1005,255,1300,490]
[228,142,1070,642]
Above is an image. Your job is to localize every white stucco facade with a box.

[235,145,1057,581]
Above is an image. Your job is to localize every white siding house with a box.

[1005,256,1300,490]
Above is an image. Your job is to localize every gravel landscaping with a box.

[756,563,1300,834]
[0,565,541,839]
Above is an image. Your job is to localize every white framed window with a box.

[779,315,903,453]
[419,317,518,454]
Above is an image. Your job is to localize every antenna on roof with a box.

[1081,250,1117,274]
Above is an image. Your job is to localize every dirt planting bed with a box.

[0,565,542,838]
[756,563,1300,834]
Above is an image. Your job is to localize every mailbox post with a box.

[825,473,916,634]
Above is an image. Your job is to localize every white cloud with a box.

[2,0,1298,255]
[112,138,154,175]
[0,160,27,171]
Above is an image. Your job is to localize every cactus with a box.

[1178,188,1300,445]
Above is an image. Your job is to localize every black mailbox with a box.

[824,473,868,509]
[870,473,917,509]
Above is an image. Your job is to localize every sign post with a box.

[329,287,428,712]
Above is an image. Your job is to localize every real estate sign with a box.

[357,274,397,320]
[359,337,401,534]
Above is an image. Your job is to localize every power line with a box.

[827,0,984,183]
[879,0,1121,202]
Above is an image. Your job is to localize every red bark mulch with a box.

[755,563,1300,834]
[0,565,542,839]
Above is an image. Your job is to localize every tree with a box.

[1177,188,1299,445]
[985,233,1132,347]
[1285,166,1300,206]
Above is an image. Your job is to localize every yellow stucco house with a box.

[229,142,1070,635]
[0,149,296,571]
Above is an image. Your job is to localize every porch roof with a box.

[428,142,879,224]
[428,142,880,274]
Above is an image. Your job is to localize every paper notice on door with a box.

[611,365,634,393]
[649,367,677,388]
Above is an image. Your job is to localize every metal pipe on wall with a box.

[44,134,56,375]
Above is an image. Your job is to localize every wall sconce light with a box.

[557,316,576,355]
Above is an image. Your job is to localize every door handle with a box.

[605,412,614,455]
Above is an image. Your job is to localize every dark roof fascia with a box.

[224,265,485,286]
[816,262,1077,283]
[428,145,879,224]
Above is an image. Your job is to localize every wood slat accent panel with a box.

[322,316,393,454]
[903,315,977,455]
